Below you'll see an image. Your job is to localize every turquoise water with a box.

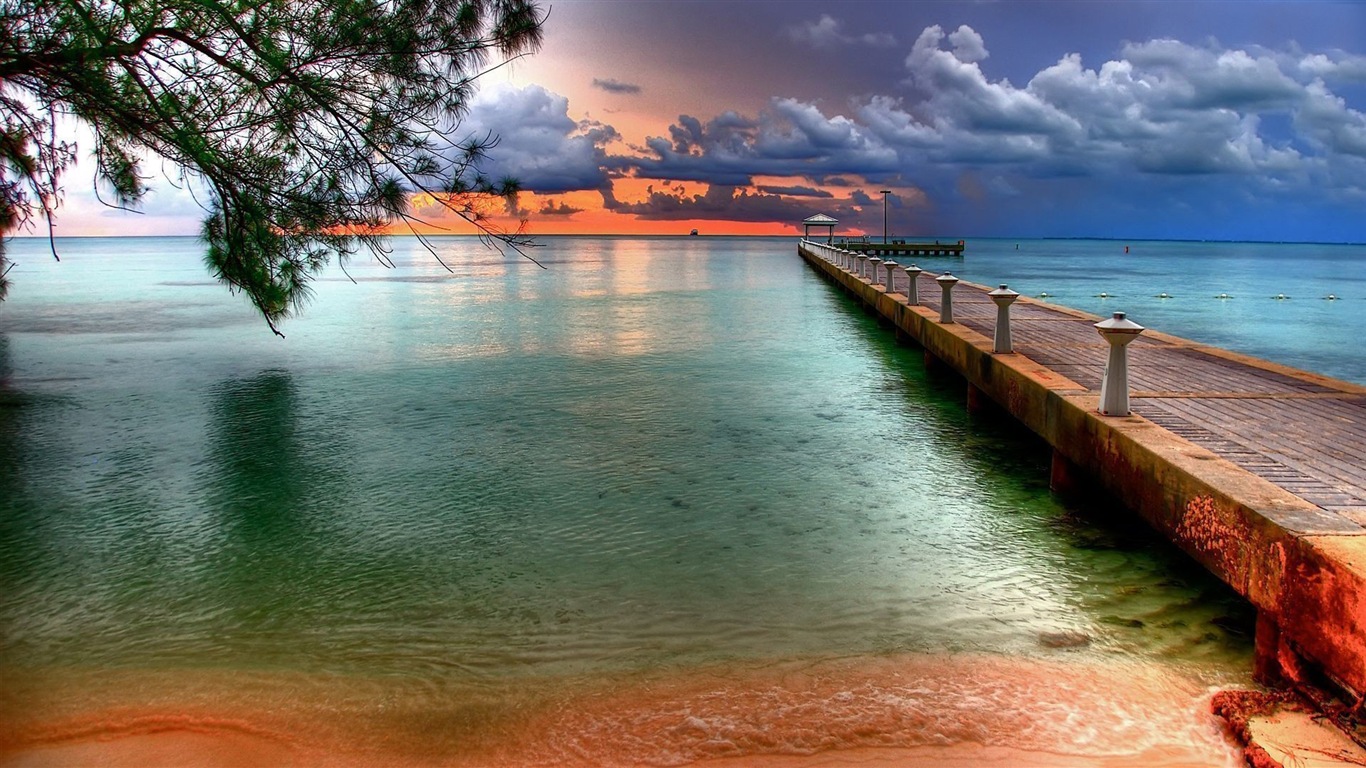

[0,234,1323,763]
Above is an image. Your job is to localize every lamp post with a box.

[879,190,891,244]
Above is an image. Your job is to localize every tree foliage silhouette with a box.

[1,0,543,333]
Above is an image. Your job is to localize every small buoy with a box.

[1038,292,1051,298]
[1273,294,1289,300]
[1325,294,1339,301]
[1096,292,1112,298]
[1215,293,1232,299]
[1155,292,1172,299]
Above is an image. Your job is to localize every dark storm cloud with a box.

[603,184,860,223]
[592,78,643,95]
[757,185,833,198]
[538,200,584,216]
[459,83,618,193]
[625,99,899,185]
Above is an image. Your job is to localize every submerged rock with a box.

[1038,630,1092,649]
[1100,615,1146,629]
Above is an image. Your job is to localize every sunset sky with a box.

[54,0,1366,242]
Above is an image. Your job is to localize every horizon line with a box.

[10,233,1366,247]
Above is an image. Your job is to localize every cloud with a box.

[595,26,1366,238]
[833,26,1362,187]
[783,14,895,49]
[602,183,891,227]
[460,83,619,193]
[620,25,1366,192]
[605,184,785,221]
[538,199,584,216]
[1295,80,1366,157]
[757,185,833,198]
[626,99,898,185]
[592,78,642,95]
[946,25,988,64]
[1293,51,1366,82]
[411,30,1366,239]
[906,25,1081,140]
[1117,41,1304,111]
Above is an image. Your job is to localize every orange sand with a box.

[2,741,1229,768]
[0,653,1245,767]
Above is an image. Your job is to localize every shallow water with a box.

[0,235,1298,763]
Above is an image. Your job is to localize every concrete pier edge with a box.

[798,241,1366,707]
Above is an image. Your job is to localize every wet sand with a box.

[2,741,1231,768]
[0,653,1244,768]
[702,744,1235,767]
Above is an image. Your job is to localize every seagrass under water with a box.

[5,234,1354,764]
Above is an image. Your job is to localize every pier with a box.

[799,239,1366,707]
[835,238,964,257]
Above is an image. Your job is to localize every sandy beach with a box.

[0,653,1244,768]
[2,740,1235,768]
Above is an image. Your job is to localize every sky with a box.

[50,0,1366,242]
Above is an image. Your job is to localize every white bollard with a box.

[936,272,959,323]
[1095,311,1145,416]
[867,257,883,285]
[857,255,868,279]
[988,284,1020,354]
[903,265,922,305]
[883,261,900,293]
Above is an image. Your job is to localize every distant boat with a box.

[689,229,699,236]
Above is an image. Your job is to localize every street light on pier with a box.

[880,190,891,244]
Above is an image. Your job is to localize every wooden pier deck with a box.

[799,239,1366,703]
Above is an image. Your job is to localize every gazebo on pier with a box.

[802,213,838,243]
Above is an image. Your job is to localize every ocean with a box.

[2,234,1360,765]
